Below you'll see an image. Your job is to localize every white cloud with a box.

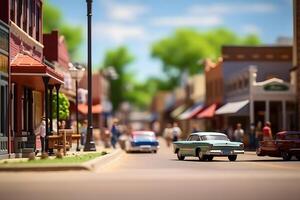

[242,24,261,35]
[151,16,222,27]
[188,3,277,16]
[93,23,146,43]
[101,1,148,22]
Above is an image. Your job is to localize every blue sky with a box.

[48,0,293,81]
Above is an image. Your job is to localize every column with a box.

[265,101,270,122]
[282,101,287,130]
[42,77,50,153]
[250,100,255,125]
[55,84,61,135]
[48,85,54,134]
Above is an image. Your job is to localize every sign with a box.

[264,83,289,91]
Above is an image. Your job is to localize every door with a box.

[0,77,8,155]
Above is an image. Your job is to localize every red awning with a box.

[178,103,203,120]
[11,53,64,90]
[197,104,217,119]
[78,104,102,114]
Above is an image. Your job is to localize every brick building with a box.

[0,0,64,158]
[294,0,300,125]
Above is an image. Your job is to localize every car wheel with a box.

[228,155,237,161]
[153,150,157,153]
[207,156,214,161]
[281,152,292,161]
[177,150,185,160]
[197,150,206,161]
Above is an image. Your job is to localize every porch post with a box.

[48,85,54,134]
[55,84,61,135]
[282,101,287,130]
[42,77,50,153]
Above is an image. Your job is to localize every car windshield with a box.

[133,135,155,141]
[201,135,229,141]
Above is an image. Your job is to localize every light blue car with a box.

[173,132,244,161]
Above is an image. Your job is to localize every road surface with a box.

[0,139,300,200]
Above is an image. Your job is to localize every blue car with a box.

[125,131,159,153]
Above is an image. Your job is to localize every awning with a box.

[11,53,64,91]
[177,103,203,120]
[197,103,217,118]
[78,104,102,114]
[215,100,249,115]
[170,104,187,118]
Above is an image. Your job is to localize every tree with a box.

[43,1,83,59]
[51,93,70,120]
[101,46,135,111]
[151,28,261,86]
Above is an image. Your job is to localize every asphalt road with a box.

[0,140,300,200]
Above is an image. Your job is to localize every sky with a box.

[48,0,293,81]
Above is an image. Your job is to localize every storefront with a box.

[215,66,297,137]
[0,20,9,157]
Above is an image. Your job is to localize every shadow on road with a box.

[170,158,300,163]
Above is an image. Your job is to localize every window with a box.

[17,0,22,27]
[10,0,15,22]
[35,4,40,41]
[23,0,28,32]
[0,82,8,137]
[28,0,33,36]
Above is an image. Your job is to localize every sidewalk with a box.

[0,147,124,172]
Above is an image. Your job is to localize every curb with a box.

[83,149,124,171]
[0,149,124,172]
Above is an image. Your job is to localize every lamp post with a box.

[69,63,85,151]
[84,0,96,151]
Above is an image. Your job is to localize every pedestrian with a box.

[249,123,256,149]
[35,117,46,154]
[255,121,263,147]
[111,119,120,149]
[80,120,88,146]
[163,123,173,147]
[263,121,273,141]
[172,122,182,142]
[233,123,244,143]
[191,124,199,133]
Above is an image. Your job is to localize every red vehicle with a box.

[256,131,300,161]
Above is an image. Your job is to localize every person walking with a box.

[255,121,263,147]
[163,123,173,147]
[233,123,244,143]
[263,121,272,141]
[172,122,182,142]
[35,117,46,154]
[80,120,88,147]
[111,119,120,149]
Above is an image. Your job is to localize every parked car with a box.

[173,132,244,161]
[125,131,159,153]
[256,131,300,161]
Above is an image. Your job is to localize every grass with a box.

[0,152,106,167]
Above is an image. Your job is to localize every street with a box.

[0,139,300,200]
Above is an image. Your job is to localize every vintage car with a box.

[173,132,244,161]
[125,131,159,153]
[256,131,300,161]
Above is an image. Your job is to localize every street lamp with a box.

[84,0,96,151]
[69,62,85,151]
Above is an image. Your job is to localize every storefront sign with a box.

[264,83,289,91]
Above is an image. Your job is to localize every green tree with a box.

[101,46,135,111]
[52,93,70,120]
[43,1,83,59]
[151,28,261,86]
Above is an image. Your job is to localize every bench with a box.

[48,129,81,155]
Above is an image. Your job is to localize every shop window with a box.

[0,54,8,74]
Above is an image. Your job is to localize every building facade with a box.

[215,46,294,137]
[0,0,64,158]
